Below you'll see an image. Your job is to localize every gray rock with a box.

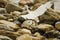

[0,35,12,40]
[5,2,22,13]
[0,8,7,14]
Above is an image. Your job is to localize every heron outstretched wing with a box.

[21,1,53,19]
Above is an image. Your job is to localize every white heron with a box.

[21,1,53,19]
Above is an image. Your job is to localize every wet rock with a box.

[32,36,45,40]
[9,0,20,4]
[0,0,9,8]
[21,11,28,15]
[8,18,14,22]
[5,2,22,13]
[39,8,59,25]
[0,20,20,30]
[19,0,34,5]
[32,32,45,40]
[48,38,60,40]
[0,8,7,14]
[32,0,48,10]
[17,28,31,34]
[21,20,38,29]
[10,11,21,20]
[46,8,60,20]
[0,14,7,20]
[0,0,59,40]
[0,0,8,3]
[0,35,12,40]
[32,3,41,10]
[36,24,54,31]
[34,32,41,37]
[55,22,60,30]
[0,24,14,31]
[57,34,60,39]
[16,34,32,40]
[0,30,18,40]
[44,30,60,38]
[39,13,56,25]
[10,11,21,16]
[34,0,48,3]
